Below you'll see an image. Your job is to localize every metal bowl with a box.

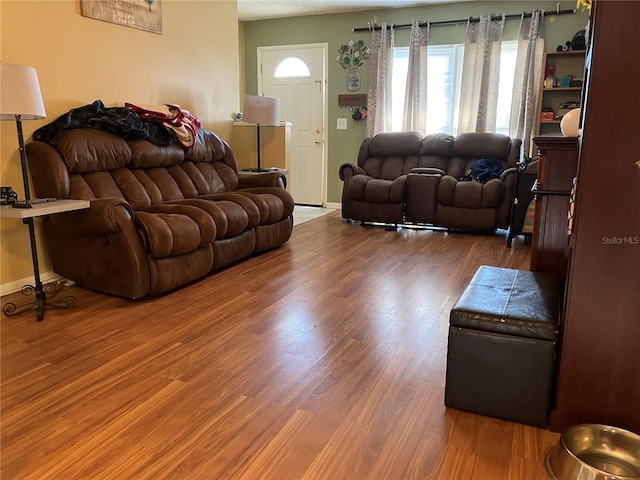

[546,424,640,480]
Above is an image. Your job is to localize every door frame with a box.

[257,43,329,207]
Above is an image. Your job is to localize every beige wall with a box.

[0,0,240,291]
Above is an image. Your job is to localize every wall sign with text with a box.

[80,0,163,35]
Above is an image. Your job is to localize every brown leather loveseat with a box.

[26,128,294,299]
[339,131,522,231]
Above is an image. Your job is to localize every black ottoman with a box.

[445,266,562,428]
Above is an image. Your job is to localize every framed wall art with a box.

[80,0,163,35]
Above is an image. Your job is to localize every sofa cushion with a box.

[419,133,455,156]
[453,133,514,166]
[186,130,241,192]
[157,198,251,240]
[362,156,418,180]
[198,161,239,194]
[358,132,423,179]
[348,175,406,203]
[195,193,261,228]
[56,129,131,174]
[415,155,451,173]
[205,200,251,239]
[135,204,216,258]
[128,139,185,168]
[366,131,423,157]
[185,129,227,163]
[236,187,295,221]
[235,191,285,224]
[438,176,504,208]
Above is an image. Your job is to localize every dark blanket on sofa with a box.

[461,158,504,183]
[33,100,175,146]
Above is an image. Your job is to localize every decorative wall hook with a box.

[350,106,367,121]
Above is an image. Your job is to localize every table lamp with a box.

[242,94,280,171]
[0,63,47,208]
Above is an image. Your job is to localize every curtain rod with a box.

[352,8,576,32]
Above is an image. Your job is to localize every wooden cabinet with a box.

[536,50,586,136]
[549,0,640,434]
[529,136,578,277]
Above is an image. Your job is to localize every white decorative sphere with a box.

[560,108,581,137]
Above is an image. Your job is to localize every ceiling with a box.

[237,0,457,22]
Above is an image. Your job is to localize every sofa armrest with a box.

[48,197,134,234]
[238,171,286,189]
[410,167,446,176]
[339,163,366,181]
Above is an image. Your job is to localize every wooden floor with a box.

[1,212,558,479]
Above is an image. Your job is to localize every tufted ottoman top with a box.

[450,266,563,342]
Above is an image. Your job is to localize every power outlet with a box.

[337,118,348,130]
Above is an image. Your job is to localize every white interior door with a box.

[259,44,327,206]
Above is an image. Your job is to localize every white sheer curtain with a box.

[509,11,545,157]
[366,23,395,137]
[402,20,429,133]
[457,13,505,133]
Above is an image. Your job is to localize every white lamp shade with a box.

[0,63,46,120]
[242,95,279,126]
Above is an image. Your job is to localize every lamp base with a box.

[2,280,77,322]
[11,201,32,209]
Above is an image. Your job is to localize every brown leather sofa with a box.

[26,128,294,299]
[339,131,522,231]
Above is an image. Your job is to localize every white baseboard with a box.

[0,271,62,297]
[325,202,341,210]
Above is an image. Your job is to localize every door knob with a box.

[315,139,324,145]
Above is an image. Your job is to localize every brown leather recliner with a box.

[339,131,522,231]
[26,128,294,299]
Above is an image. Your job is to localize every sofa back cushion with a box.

[449,133,519,179]
[185,129,241,192]
[50,128,241,210]
[359,132,456,179]
[57,129,132,173]
[417,133,455,172]
[355,132,520,182]
[452,132,513,159]
[129,139,185,168]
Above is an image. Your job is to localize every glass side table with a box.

[1,199,90,321]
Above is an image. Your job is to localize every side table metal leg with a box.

[1,217,76,321]
[3,281,77,321]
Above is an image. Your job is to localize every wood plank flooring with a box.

[1,212,558,479]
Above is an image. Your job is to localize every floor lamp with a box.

[0,63,47,208]
[242,94,280,172]
[0,63,63,322]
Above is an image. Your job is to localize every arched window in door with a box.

[274,56,311,78]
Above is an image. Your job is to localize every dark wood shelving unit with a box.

[548,0,640,434]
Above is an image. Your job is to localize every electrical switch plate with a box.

[337,118,347,130]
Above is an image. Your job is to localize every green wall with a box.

[243,1,589,204]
